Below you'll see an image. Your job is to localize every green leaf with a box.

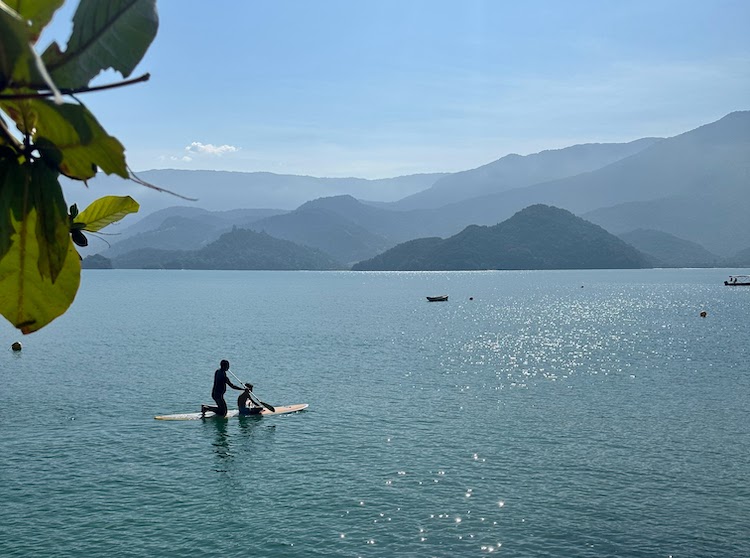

[0,152,25,261]
[74,195,139,232]
[0,2,45,89]
[0,158,79,334]
[30,160,69,281]
[0,157,70,282]
[3,0,65,43]
[42,0,158,89]
[0,98,128,179]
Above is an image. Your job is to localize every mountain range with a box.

[110,228,343,270]
[86,111,750,269]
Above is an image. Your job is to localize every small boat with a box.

[426,295,448,302]
[724,275,750,286]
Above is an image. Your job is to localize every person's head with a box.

[220,359,229,371]
[244,383,254,392]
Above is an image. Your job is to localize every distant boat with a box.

[724,275,750,286]
[426,295,448,302]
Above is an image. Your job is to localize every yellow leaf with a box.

[0,207,80,334]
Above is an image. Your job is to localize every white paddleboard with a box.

[155,403,308,421]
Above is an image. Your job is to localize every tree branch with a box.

[0,73,151,100]
[128,167,199,201]
[0,114,23,151]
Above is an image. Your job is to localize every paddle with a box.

[229,370,276,413]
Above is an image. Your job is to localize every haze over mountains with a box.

[62,170,445,216]
[85,111,750,269]
[390,138,661,210]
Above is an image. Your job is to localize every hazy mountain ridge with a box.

[62,169,446,218]
[583,192,750,256]
[245,206,391,266]
[94,206,288,259]
[423,111,750,247]
[617,229,723,267]
[728,246,750,266]
[111,228,344,270]
[392,137,661,210]
[352,205,651,271]
[100,111,749,267]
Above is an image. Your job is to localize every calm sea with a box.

[1,269,748,557]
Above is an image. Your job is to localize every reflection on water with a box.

[207,416,276,472]
[209,419,232,470]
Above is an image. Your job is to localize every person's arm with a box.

[225,375,243,391]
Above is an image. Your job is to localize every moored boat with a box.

[724,275,750,286]
[426,295,448,302]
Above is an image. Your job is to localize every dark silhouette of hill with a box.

[393,138,660,210]
[617,229,722,267]
[81,254,112,269]
[112,228,343,270]
[352,205,650,270]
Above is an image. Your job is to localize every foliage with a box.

[0,0,157,333]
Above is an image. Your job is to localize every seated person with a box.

[238,383,263,416]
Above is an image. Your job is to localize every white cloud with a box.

[185,142,240,156]
[157,154,193,162]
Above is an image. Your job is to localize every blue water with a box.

[1,269,748,557]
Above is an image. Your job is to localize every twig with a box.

[0,73,151,100]
[128,167,198,201]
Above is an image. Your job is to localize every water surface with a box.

[1,269,748,556]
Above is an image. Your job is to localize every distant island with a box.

[352,205,651,271]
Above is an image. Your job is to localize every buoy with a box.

[700,311,707,318]
[469,297,474,301]
[11,341,22,351]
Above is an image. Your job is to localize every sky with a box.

[40,0,750,179]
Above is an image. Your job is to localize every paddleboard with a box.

[155,403,308,421]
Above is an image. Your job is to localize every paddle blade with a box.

[260,401,275,413]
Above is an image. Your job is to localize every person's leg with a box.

[203,395,227,416]
[216,399,228,417]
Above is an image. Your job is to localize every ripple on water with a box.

[1,269,748,557]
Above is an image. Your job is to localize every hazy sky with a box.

[41,0,750,179]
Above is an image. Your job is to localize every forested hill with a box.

[112,228,344,270]
[352,205,651,271]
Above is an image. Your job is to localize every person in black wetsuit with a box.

[201,359,243,417]
[237,383,263,416]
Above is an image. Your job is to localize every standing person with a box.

[201,359,244,418]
